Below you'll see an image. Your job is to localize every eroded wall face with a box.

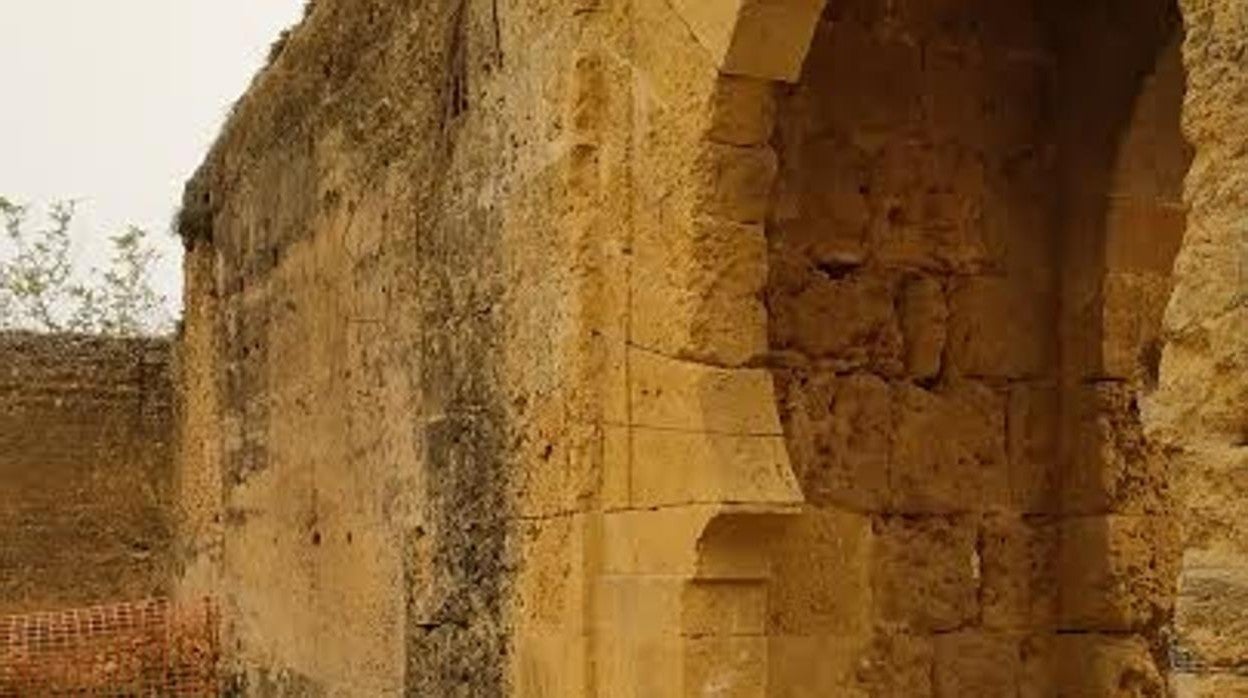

[1054,7,1190,689]
[1153,0,1248,692]
[766,1,1192,694]
[766,4,1062,694]
[176,1,599,695]
[0,332,174,615]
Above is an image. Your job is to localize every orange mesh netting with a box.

[0,597,218,696]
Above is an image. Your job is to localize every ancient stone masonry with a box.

[1149,1,1248,694]
[0,331,174,616]
[168,0,1244,696]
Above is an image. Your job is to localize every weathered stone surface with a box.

[890,381,1008,514]
[1058,515,1179,632]
[0,332,175,614]
[873,515,979,632]
[147,0,1248,693]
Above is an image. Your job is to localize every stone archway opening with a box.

[760,0,1190,694]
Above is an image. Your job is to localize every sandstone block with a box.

[694,142,778,223]
[1099,271,1170,381]
[630,350,783,435]
[767,635,870,698]
[683,580,768,637]
[873,515,979,631]
[1006,383,1059,513]
[630,428,800,508]
[769,135,873,267]
[684,635,768,697]
[872,141,991,273]
[1173,565,1248,671]
[948,275,1053,379]
[890,381,1008,513]
[934,631,1020,698]
[856,631,935,698]
[1104,199,1188,274]
[708,76,777,147]
[767,509,873,636]
[632,216,769,365]
[1062,383,1167,515]
[513,633,588,698]
[797,21,922,146]
[1058,515,1178,632]
[514,515,588,634]
[1170,673,1248,697]
[1053,634,1165,698]
[768,269,903,375]
[515,423,599,518]
[602,425,630,511]
[981,515,1058,630]
[899,275,948,379]
[780,372,890,511]
[670,0,826,82]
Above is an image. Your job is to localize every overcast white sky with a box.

[0,1,305,313]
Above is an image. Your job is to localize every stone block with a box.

[1006,383,1059,513]
[630,350,783,435]
[871,141,991,274]
[603,507,715,576]
[934,631,1020,698]
[1099,271,1170,381]
[684,635,768,697]
[921,48,1051,155]
[708,76,777,147]
[1058,515,1178,632]
[797,21,922,146]
[780,372,890,510]
[632,216,769,365]
[595,624,684,698]
[947,275,1054,379]
[630,428,800,508]
[1018,634,1056,698]
[981,515,1058,630]
[856,631,935,698]
[767,635,869,698]
[516,422,600,518]
[1053,634,1165,697]
[899,274,948,380]
[1170,673,1248,697]
[596,574,683,638]
[514,515,588,634]
[1062,383,1167,515]
[1173,565,1248,671]
[603,425,631,511]
[694,142,778,223]
[670,0,826,82]
[768,269,904,375]
[768,509,873,636]
[1104,199,1188,274]
[683,580,768,637]
[769,135,873,268]
[512,633,589,698]
[890,381,1007,513]
[873,515,979,631]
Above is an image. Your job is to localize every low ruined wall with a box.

[0,332,174,615]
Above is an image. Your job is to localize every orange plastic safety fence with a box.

[0,597,218,697]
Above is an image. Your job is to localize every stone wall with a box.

[175,1,604,694]
[765,0,1192,694]
[172,0,1245,695]
[0,332,174,615]
[1150,0,1248,693]
[766,2,1062,693]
